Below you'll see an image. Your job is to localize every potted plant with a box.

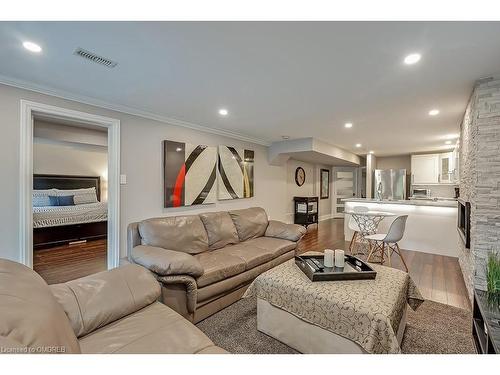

[486,252,500,305]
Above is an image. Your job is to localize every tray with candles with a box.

[294,252,377,282]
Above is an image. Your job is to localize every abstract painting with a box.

[217,146,254,200]
[163,140,217,207]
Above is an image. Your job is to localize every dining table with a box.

[344,210,395,256]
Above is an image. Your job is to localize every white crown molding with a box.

[0,74,272,147]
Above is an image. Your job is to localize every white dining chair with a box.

[348,206,369,254]
[365,215,409,272]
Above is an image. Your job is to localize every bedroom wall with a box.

[0,83,287,262]
[33,141,109,201]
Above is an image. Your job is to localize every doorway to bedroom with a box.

[31,117,109,284]
[20,100,121,285]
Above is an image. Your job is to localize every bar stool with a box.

[348,206,369,254]
[365,215,409,272]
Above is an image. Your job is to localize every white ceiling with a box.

[1,22,500,156]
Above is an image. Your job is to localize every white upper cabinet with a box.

[411,151,459,185]
[439,152,455,183]
[411,154,440,184]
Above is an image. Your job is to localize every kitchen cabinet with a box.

[439,152,455,183]
[411,154,440,184]
[411,151,459,185]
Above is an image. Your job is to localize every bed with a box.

[33,174,108,249]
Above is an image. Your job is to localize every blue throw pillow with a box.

[48,195,59,206]
[58,195,75,206]
[48,195,75,206]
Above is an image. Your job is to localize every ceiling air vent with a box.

[74,48,118,68]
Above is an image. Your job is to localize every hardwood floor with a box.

[33,239,107,284]
[297,218,471,311]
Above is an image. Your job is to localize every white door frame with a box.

[19,100,120,269]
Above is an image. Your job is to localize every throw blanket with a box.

[33,202,108,228]
[245,257,424,354]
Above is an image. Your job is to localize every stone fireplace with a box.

[458,74,500,301]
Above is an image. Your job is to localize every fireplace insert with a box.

[457,198,471,249]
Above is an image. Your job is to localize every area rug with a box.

[196,297,476,354]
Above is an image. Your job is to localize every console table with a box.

[472,289,500,354]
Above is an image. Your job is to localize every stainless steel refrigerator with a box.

[373,169,407,200]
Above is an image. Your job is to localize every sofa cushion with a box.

[50,264,160,338]
[131,245,204,277]
[199,211,239,250]
[265,220,307,242]
[79,302,224,353]
[194,250,247,288]
[139,215,209,254]
[217,243,275,269]
[0,259,81,354]
[228,207,269,241]
[245,237,296,258]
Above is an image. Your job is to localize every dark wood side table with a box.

[293,196,318,227]
[472,289,500,354]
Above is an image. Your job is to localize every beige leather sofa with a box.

[0,259,226,354]
[128,207,306,323]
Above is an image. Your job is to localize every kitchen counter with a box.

[343,198,459,257]
[342,198,457,208]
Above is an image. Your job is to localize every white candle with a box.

[324,249,334,268]
[335,249,345,268]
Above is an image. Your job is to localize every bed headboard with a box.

[33,174,101,201]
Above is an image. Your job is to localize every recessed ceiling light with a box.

[428,109,440,116]
[218,108,228,116]
[23,41,42,53]
[369,151,374,154]
[445,140,452,145]
[404,53,421,65]
[355,143,362,148]
[344,122,353,128]
[281,135,290,140]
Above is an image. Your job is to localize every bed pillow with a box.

[57,188,98,205]
[32,189,57,207]
[48,195,75,206]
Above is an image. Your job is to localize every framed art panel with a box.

[320,168,330,199]
[163,140,217,207]
[217,146,254,200]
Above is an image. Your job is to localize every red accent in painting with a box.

[172,164,186,207]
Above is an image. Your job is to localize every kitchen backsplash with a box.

[411,184,457,198]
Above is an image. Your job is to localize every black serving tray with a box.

[294,254,377,281]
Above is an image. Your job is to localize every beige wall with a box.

[286,159,333,222]
[33,141,109,201]
[0,83,287,262]
[376,155,411,172]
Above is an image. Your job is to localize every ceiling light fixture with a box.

[369,151,374,154]
[355,143,362,148]
[23,41,42,53]
[445,140,452,145]
[281,135,290,140]
[428,109,440,116]
[404,53,421,65]
[218,108,228,116]
[344,122,353,128]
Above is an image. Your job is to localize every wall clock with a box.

[295,167,306,186]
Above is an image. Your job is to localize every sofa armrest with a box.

[131,245,204,278]
[156,274,198,316]
[50,264,160,338]
[265,220,307,242]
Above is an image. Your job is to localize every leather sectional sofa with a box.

[128,207,306,323]
[0,259,226,354]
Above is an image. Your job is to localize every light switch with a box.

[120,174,127,185]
